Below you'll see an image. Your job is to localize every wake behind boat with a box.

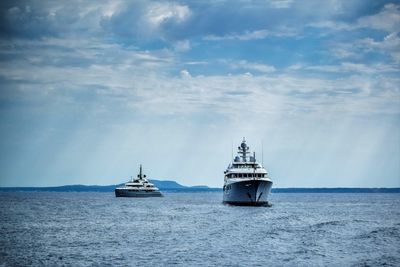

[115,165,163,197]
[223,138,273,206]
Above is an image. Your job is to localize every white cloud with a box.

[174,39,191,52]
[309,3,400,33]
[288,62,399,74]
[203,27,298,41]
[204,29,271,41]
[146,2,191,28]
[307,20,353,31]
[329,32,400,63]
[231,60,276,73]
[180,69,191,79]
[357,3,400,32]
[101,1,122,17]
[268,0,294,9]
[359,33,400,63]
[1,35,398,119]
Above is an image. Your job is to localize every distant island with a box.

[0,180,399,193]
[0,180,220,192]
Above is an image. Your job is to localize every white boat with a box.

[223,138,273,206]
[115,165,163,197]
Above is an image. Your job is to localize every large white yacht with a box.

[223,138,273,206]
[115,165,163,197]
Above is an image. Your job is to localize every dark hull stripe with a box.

[223,201,271,207]
[223,179,272,206]
[115,189,163,197]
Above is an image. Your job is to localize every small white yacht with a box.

[223,138,273,206]
[115,165,163,197]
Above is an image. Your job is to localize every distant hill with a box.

[149,180,186,189]
[0,183,399,193]
[0,179,218,192]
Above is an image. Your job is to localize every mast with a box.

[139,164,143,179]
[238,137,250,162]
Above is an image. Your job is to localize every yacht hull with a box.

[223,179,272,206]
[115,189,163,197]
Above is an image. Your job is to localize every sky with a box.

[0,0,399,188]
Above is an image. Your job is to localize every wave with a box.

[311,220,346,228]
[356,226,400,240]
[351,255,400,267]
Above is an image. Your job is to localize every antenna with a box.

[262,140,264,167]
[231,140,233,161]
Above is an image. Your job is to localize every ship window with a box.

[238,174,242,178]
[244,174,247,178]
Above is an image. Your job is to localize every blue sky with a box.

[0,0,399,187]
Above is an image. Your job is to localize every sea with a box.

[1,192,399,266]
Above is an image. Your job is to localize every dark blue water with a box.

[1,192,399,266]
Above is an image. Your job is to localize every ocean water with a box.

[0,192,399,266]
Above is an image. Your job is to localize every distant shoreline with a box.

[0,184,399,193]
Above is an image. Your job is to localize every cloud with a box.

[204,29,271,41]
[203,28,298,41]
[0,0,113,39]
[101,1,192,44]
[267,0,294,9]
[145,2,191,27]
[180,69,191,78]
[328,32,400,63]
[2,53,397,120]
[358,32,400,63]
[98,0,381,45]
[0,0,399,187]
[230,60,276,73]
[289,62,399,75]
[308,3,400,33]
[173,39,191,51]
[357,3,400,32]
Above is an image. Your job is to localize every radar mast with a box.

[238,137,250,162]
